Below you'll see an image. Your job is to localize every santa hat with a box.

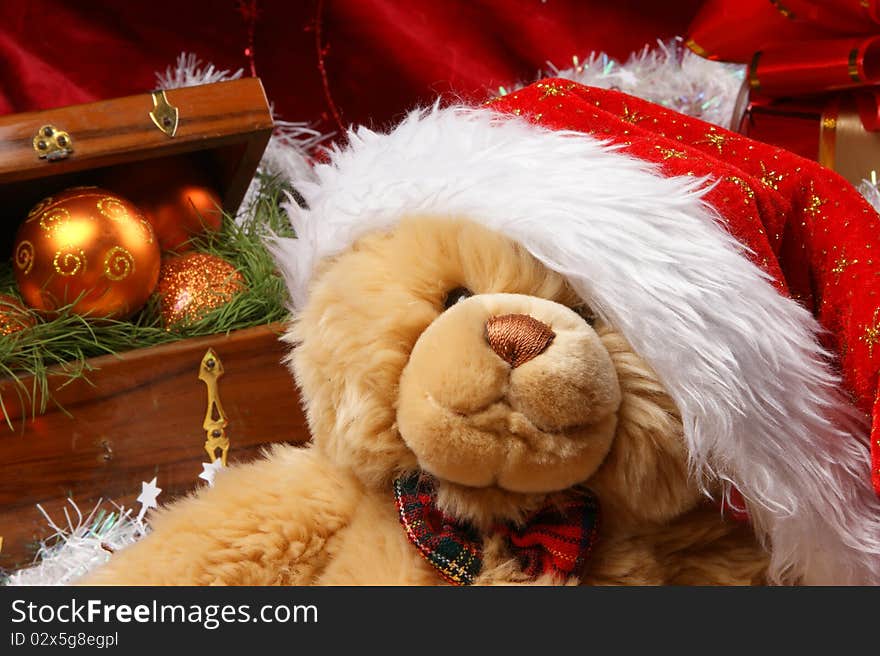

[272,79,880,585]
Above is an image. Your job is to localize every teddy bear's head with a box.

[289,216,699,530]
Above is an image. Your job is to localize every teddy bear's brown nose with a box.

[486,313,555,368]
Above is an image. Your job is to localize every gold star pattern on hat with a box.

[860,308,880,358]
[759,161,784,190]
[698,128,727,153]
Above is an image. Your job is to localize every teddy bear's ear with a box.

[271,83,880,584]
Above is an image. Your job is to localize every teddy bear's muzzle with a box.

[396,293,622,493]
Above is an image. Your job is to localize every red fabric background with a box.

[0,0,703,132]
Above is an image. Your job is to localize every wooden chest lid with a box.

[0,78,274,252]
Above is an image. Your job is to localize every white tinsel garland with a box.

[858,178,880,213]
[498,38,747,129]
[155,52,245,89]
[552,40,747,129]
[4,467,227,586]
[4,501,149,586]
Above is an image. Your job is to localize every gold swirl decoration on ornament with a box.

[53,248,87,276]
[99,195,155,243]
[39,207,70,233]
[26,196,53,220]
[15,240,35,275]
[103,246,135,281]
[139,218,155,244]
[97,196,130,221]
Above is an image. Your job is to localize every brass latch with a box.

[33,125,73,161]
[199,348,230,466]
[149,90,179,138]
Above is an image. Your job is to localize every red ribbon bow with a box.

[688,0,880,130]
[494,496,601,580]
[394,473,600,585]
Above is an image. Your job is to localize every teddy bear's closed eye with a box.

[572,304,596,326]
[443,286,473,309]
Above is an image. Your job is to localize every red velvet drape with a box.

[0,0,703,131]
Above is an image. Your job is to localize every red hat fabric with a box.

[274,79,880,583]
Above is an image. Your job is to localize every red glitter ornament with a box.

[155,253,245,329]
[0,294,35,336]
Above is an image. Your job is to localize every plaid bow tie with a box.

[393,473,600,585]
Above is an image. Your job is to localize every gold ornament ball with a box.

[0,294,35,336]
[13,187,161,320]
[155,253,245,329]
[144,183,223,252]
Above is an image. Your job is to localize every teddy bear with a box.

[86,80,880,586]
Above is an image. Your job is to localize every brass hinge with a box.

[149,90,179,137]
[199,348,230,466]
[33,125,73,161]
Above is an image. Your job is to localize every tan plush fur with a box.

[87,217,768,585]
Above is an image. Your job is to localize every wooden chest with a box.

[0,80,309,570]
